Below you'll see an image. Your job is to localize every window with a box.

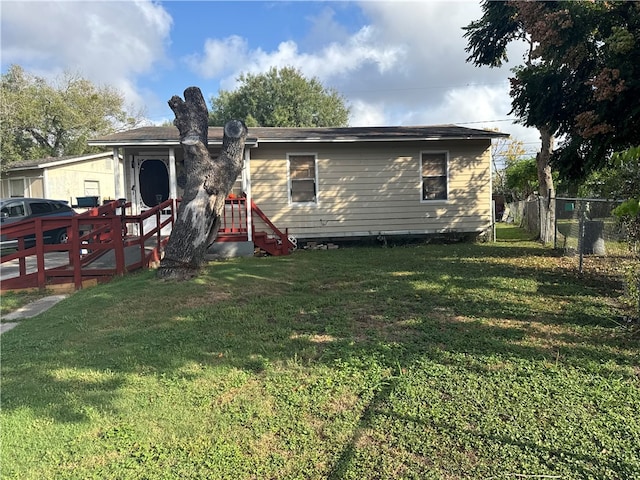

[84,180,100,197]
[29,202,53,215]
[289,155,317,204]
[421,152,448,201]
[1,200,26,218]
[9,178,26,197]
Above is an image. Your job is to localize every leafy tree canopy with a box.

[504,157,538,201]
[464,1,640,181]
[579,146,640,201]
[492,136,526,196]
[1,65,143,168]
[208,67,350,127]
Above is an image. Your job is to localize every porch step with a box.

[216,233,249,243]
[253,231,292,256]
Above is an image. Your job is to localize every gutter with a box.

[88,140,260,148]
[89,135,501,148]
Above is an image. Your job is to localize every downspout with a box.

[129,154,138,216]
[244,147,252,242]
[43,169,49,199]
[489,142,495,242]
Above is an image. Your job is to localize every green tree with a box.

[492,136,526,196]
[464,1,557,242]
[1,65,142,168]
[465,1,640,180]
[504,157,538,202]
[208,67,349,127]
[519,2,640,180]
[579,146,640,202]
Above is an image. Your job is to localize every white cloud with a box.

[182,1,536,143]
[0,0,540,148]
[348,99,388,126]
[184,35,250,79]
[187,24,406,92]
[1,0,172,112]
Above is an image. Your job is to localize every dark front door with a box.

[139,159,169,207]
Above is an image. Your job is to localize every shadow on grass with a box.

[0,235,637,475]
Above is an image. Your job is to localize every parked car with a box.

[0,197,76,249]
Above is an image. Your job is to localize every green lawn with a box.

[1,225,638,479]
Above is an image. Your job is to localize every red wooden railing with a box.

[250,200,296,256]
[1,194,293,291]
[213,195,295,255]
[1,199,178,291]
[217,196,248,241]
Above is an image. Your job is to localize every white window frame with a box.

[84,180,100,197]
[287,153,318,206]
[9,177,27,198]
[420,150,449,203]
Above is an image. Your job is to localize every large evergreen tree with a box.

[208,67,349,127]
[464,1,640,241]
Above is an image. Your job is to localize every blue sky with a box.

[1,0,540,155]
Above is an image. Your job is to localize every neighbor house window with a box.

[421,152,448,201]
[9,178,26,197]
[289,154,317,204]
[84,180,100,197]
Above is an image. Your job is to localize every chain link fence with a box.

[553,197,630,272]
[504,196,634,268]
[503,196,638,321]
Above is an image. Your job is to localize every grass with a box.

[1,224,638,479]
[0,289,54,318]
[555,218,630,256]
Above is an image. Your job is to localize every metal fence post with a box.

[578,200,585,273]
[553,196,558,249]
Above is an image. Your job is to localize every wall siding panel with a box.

[249,140,492,240]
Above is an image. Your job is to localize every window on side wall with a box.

[9,178,26,197]
[421,152,448,201]
[289,154,317,204]
[84,180,100,197]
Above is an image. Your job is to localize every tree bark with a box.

[536,125,556,244]
[157,86,247,280]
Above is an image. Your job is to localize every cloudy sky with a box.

[1,0,541,157]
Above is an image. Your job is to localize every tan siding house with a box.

[250,140,493,240]
[89,125,507,249]
[1,152,123,206]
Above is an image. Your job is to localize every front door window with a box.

[139,159,169,207]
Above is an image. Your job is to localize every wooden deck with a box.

[1,196,294,291]
[1,200,175,291]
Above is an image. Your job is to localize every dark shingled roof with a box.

[89,125,508,146]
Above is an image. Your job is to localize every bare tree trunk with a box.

[537,125,555,244]
[157,86,247,281]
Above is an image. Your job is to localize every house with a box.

[0,151,123,208]
[88,125,508,254]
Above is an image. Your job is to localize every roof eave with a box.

[255,135,503,143]
[4,151,117,172]
[88,140,260,148]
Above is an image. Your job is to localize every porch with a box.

[0,197,294,291]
